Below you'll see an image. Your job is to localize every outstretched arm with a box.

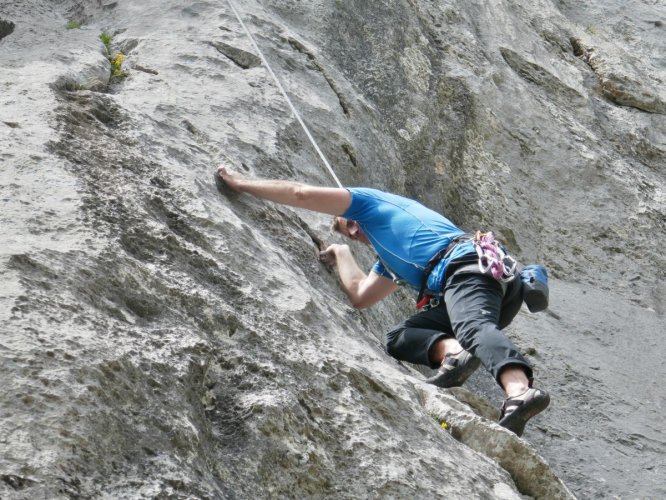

[216,166,351,216]
[320,244,398,308]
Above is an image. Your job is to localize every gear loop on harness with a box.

[415,231,518,311]
[473,231,516,282]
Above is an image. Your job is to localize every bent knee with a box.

[453,319,498,344]
[384,326,404,357]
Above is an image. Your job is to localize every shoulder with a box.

[343,187,420,222]
[345,188,414,210]
[347,187,401,201]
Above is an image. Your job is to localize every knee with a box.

[384,325,404,358]
[454,319,496,348]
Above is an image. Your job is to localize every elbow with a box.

[348,279,383,309]
[350,296,373,309]
[350,299,367,310]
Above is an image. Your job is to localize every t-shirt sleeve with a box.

[371,260,392,279]
[342,188,381,222]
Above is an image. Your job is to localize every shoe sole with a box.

[425,356,481,388]
[498,390,550,437]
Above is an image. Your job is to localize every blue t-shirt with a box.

[342,188,475,292]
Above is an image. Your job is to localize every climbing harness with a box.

[416,233,473,310]
[415,232,518,311]
[473,231,516,283]
[226,0,343,188]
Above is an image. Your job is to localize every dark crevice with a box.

[341,143,358,169]
[287,37,350,116]
[570,37,665,114]
[1,473,36,491]
[133,64,158,75]
[301,223,325,252]
[571,38,585,58]
[210,40,261,69]
[0,19,15,41]
[500,46,583,102]
[182,119,199,135]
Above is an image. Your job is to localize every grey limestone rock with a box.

[0,0,664,498]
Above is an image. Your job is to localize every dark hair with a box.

[330,216,341,233]
[331,217,356,234]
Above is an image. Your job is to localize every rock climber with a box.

[215,165,550,437]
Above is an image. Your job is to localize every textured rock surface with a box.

[1,0,664,498]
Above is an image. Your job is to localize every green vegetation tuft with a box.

[67,19,82,30]
[99,31,113,54]
[99,31,129,84]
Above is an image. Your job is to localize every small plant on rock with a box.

[111,53,128,80]
[99,31,113,53]
[99,31,129,83]
[67,19,82,30]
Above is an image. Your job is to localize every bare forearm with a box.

[235,177,310,207]
[320,244,398,308]
[216,166,351,215]
[333,246,368,302]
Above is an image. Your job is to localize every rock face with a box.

[1,0,664,498]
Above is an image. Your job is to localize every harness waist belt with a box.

[416,233,474,307]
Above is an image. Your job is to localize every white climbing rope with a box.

[225,0,343,188]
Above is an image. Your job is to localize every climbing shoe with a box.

[498,388,550,437]
[425,350,481,388]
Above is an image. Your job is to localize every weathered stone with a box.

[418,385,575,499]
[210,40,262,69]
[500,46,586,105]
[0,0,664,499]
[572,37,666,113]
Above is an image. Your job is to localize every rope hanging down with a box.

[226,0,343,188]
